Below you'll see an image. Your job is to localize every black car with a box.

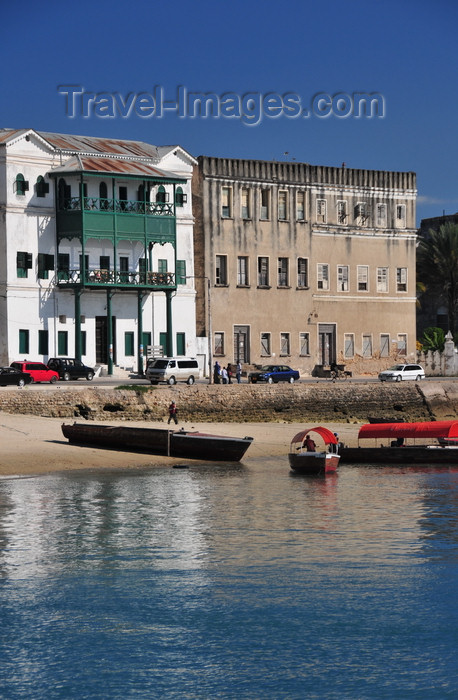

[0,366,33,387]
[47,358,95,381]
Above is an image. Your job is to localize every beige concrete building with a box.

[192,156,417,376]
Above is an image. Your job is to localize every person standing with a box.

[227,363,233,384]
[214,361,221,384]
[168,400,178,425]
[236,361,242,383]
[221,366,228,384]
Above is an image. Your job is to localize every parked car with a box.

[47,358,95,381]
[10,361,59,384]
[0,366,33,387]
[145,357,200,385]
[248,365,300,384]
[378,363,425,382]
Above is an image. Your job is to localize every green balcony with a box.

[56,196,176,245]
[56,268,176,291]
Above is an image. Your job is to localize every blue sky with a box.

[2,0,457,225]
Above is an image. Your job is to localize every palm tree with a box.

[417,222,458,335]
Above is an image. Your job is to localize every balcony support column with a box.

[166,290,173,357]
[137,291,146,376]
[107,289,114,376]
[74,289,82,362]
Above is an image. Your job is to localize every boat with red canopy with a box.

[339,421,458,464]
[288,426,340,474]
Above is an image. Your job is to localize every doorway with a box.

[233,326,250,364]
[318,324,336,365]
[96,316,116,364]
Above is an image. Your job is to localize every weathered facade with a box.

[0,129,197,374]
[193,156,417,375]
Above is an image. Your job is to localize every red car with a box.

[10,361,59,384]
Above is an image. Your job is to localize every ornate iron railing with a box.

[59,197,174,216]
[57,269,175,287]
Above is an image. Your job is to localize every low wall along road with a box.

[0,381,456,424]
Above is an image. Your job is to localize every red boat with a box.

[339,420,458,465]
[288,426,340,475]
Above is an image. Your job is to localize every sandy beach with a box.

[0,413,361,477]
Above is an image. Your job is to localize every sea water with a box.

[0,457,457,699]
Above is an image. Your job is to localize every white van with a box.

[146,357,200,385]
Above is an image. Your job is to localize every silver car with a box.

[378,363,425,382]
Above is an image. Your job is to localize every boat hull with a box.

[339,445,458,465]
[61,423,253,462]
[288,451,340,474]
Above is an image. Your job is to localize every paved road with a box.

[0,375,453,391]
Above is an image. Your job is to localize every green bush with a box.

[419,327,446,352]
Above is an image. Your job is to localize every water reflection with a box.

[0,460,457,698]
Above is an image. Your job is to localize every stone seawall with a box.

[0,381,456,423]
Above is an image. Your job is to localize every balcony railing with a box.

[59,196,174,216]
[57,269,176,288]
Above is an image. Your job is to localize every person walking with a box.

[236,361,242,383]
[167,400,178,425]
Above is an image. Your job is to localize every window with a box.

[300,332,310,356]
[260,189,270,219]
[280,333,290,356]
[317,264,329,290]
[119,256,129,282]
[175,186,186,207]
[100,255,110,270]
[362,334,372,358]
[158,259,168,273]
[237,256,249,286]
[215,255,228,285]
[277,258,289,287]
[344,334,354,359]
[159,332,167,355]
[278,190,288,220]
[354,202,368,224]
[19,329,29,355]
[380,334,390,357]
[125,332,135,356]
[156,185,168,203]
[376,203,387,227]
[377,267,388,293]
[36,176,49,198]
[81,331,87,356]
[397,267,407,292]
[357,265,369,291]
[58,331,68,356]
[261,332,271,356]
[296,191,305,220]
[241,188,251,219]
[57,253,70,281]
[316,198,327,223]
[396,204,406,227]
[297,258,308,288]
[139,258,148,276]
[221,186,232,217]
[258,257,269,287]
[38,330,49,355]
[17,251,33,278]
[176,260,186,285]
[142,332,151,354]
[397,334,407,356]
[14,174,29,195]
[337,200,347,224]
[337,265,349,291]
[214,332,224,356]
[119,186,128,210]
[38,253,54,280]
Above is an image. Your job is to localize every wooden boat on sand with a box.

[61,423,253,462]
[339,421,458,465]
[288,426,340,475]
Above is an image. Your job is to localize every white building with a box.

[0,129,198,374]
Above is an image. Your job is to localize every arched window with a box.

[156,185,168,203]
[58,178,71,210]
[14,173,29,195]
[36,176,49,198]
[175,186,187,207]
